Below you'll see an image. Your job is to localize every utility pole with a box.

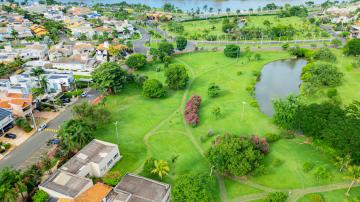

[114,121,120,145]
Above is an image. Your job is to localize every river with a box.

[254,59,307,117]
[54,0,327,11]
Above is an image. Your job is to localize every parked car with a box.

[38,123,47,132]
[47,138,60,145]
[81,92,88,97]
[61,98,71,103]
[0,124,14,134]
[4,133,16,139]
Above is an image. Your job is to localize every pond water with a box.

[54,0,327,11]
[254,59,307,117]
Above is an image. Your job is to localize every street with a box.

[0,89,99,170]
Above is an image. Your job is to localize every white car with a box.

[81,92,88,97]
[38,123,47,132]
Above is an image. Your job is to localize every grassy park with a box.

[93,49,359,200]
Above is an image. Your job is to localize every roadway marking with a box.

[44,128,59,133]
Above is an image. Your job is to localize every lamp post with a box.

[114,121,120,145]
[241,101,247,120]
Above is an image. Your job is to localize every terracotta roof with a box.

[0,101,11,109]
[75,183,112,202]
[94,26,112,33]
[6,93,23,98]
[57,198,73,202]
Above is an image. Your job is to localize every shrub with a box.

[102,171,122,186]
[32,190,48,202]
[251,135,269,154]
[208,83,220,98]
[142,79,167,98]
[303,162,315,172]
[344,38,360,56]
[262,192,288,202]
[289,46,308,58]
[313,47,337,62]
[176,36,187,51]
[265,133,280,143]
[125,53,147,69]
[302,62,343,87]
[308,193,325,202]
[327,88,337,98]
[183,95,202,127]
[282,43,290,50]
[71,89,83,97]
[165,64,189,90]
[16,118,32,132]
[224,44,240,58]
[211,106,221,119]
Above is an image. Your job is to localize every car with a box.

[81,92,88,97]
[61,98,71,103]
[4,133,16,139]
[1,124,14,134]
[47,138,60,145]
[38,123,47,132]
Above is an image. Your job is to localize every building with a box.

[19,43,48,60]
[0,88,33,117]
[146,12,173,21]
[108,173,171,202]
[30,24,48,37]
[69,24,95,39]
[94,26,113,36]
[39,170,93,200]
[60,139,121,178]
[0,108,14,134]
[51,54,99,75]
[351,25,360,38]
[8,25,33,39]
[72,42,95,56]
[68,7,93,16]
[49,44,73,61]
[39,139,121,200]
[74,182,112,202]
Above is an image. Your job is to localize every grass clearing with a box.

[298,187,360,202]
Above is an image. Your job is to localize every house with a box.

[86,12,101,19]
[69,24,95,39]
[94,26,113,36]
[0,27,10,41]
[72,42,95,56]
[68,7,93,16]
[74,182,112,202]
[0,88,33,117]
[19,43,48,60]
[0,49,18,63]
[44,10,64,22]
[146,12,173,21]
[350,21,360,38]
[96,42,128,61]
[49,45,72,61]
[30,24,48,37]
[60,139,121,178]
[39,170,93,200]
[39,139,121,200]
[0,108,14,134]
[113,20,135,39]
[51,54,100,75]
[108,173,171,202]
[8,25,33,39]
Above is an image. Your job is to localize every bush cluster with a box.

[183,95,202,127]
[0,142,11,153]
[251,135,269,154]
[16,118,32,132]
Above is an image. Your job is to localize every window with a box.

[107,159,113,167]
[113,153,119,160]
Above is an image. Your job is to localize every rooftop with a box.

[60,139,118,175]
[75,182,112,202]
[0,108,12,120]
[39,171,93,198]
[113,173,170,202]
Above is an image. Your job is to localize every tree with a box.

[345,165,360,196]
[224,44,240,58]
[151,160,170,179]
[30,67,45,87]
[0,167,26,202]
[92,62,129,94]
[172,173,215,202]
[10,28,18,40]
[207,134,265,176]
[273,95,301,129]
[176,36,187,51]
[165,64,189,90]
[344,39,360,56]
[335,154,351,172]
[313,166,329,181]
[72,102,110,127]
[32,190,48,202]
[142,79,167,98]
[263,20,271,27]
[208,83,220,97]
[302,62,343,87]
[39,75,49,93]
[262,192,288,202]
[158,42,174,59]
[211,106,221,119]
[331,39,342,48]
[58,119,94,151]
[125,53,147,70]
[313,47,337,62]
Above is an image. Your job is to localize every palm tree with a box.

[345,165,360,196]
[11,28,19,40]
[39,75,49,93]
[30,67,45,86]
[335,154,352,172]
[151,160,170,179]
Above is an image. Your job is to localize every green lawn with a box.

[94,50,352,200]
[298,187,360,202]
[162,15,329,40]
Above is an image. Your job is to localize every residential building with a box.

[49,44,72,61]
[19,43,48,60]
[69,7,93,16]
[0,108,14,134]
[94,26,113,36]
[0,49,18,63]
[146,12,173,21]
[72,42,95,56]
[39,170,93,200]
[108,173,171,202]
[60,139,121,178]
[69,24,95,39]
[30,24,48,37]
[350,25,360,38]
[8,25,33,39]
[74,182,112,202]
[0,88,33,117]
[39,139,121,200]
[51,54,100,75]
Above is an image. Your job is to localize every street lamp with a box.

[241,101,247,120]
[114,121,120,145]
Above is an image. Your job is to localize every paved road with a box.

[0,89,99,170]
[132,27,150,55]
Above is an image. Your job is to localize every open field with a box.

[161,15,330,41]
[94,50,355,200]
[298,187,360,202]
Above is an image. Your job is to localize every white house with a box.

[70,24,95,39]
[51,54,99,75]
[60,139,121,178]
[48,44,72,61]
[0,108,14,134]
[19,43,48,60]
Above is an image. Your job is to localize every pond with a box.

[254,59,307,117]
